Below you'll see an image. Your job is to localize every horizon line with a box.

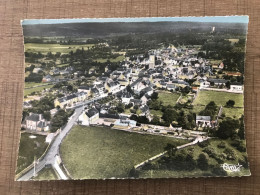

[22,16,249,25]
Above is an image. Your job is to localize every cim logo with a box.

[221,163,243,172]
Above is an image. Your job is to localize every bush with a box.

[223,148,236,160]
[128,167,139,178]
[231,140,246,152]
[238,155,249,169]
[198,140,210,148]
[203,147,215,158]
[212,166,227,176]
[197,153,209,171]
[217,141,226,149]
[226,100,235,107]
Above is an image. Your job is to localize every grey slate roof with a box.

[79,86,90,90]
[26,113,40,122]
[96,84,104,89]
[140,105,149,113]
[196,116,211,121]
[86,108,99,118]
[91,88,99,94]
[130,99,142,104]
[208,78,228,84]
[231,82,242,86]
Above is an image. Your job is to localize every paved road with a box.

[18,86,126,180]
[18,88,125,181]
[17,107,83,181]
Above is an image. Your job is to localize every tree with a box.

[116,103,125,113]
[162,108,178,126]
[238,115,245,139]
[212,166,227,176]
[43,111,51,121]
[217,118,240,139]
[25,73,43,83]
[151,92,159,100]
[226,81,231,89]
[147,100,161,110]
[180,86,191,95]
[67,84,74,92]
[22,110,29,121]
[197,153,209,170]
[226,100,235,107]
[164,143,177,156]
[126,85,134,95]
[151,115,160,125]
[125,103,133,109]
[50,109,69,132]
[128,167,139,178]
[199,101,218,119]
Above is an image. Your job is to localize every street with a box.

[18,87,125,181]
[17,107,83,181]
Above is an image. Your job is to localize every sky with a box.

[22,16,249,25]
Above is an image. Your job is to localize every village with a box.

[16,16,251,180]
[22,44,244,143]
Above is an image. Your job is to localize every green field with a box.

[194,91,243,107]
[24,84,54,96]
[33,167,58,180]
[193,90,243,118]
[138,138,250,178]
[25,43,94,54]
[94,55,125,63]
[24,82,41,88]
[16,133,48,173]
[60,125,188,179]
[150,109,163,117]
[158,91,180,106]
[56,63,69,68]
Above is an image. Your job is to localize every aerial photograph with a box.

[16,16,250,180]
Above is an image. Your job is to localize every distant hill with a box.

[23,21,248,37]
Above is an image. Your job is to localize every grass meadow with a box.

[33,167,58,180]
[60,125,188,179]
[25,43,94,54]
[157,91,180,107]
[16,133,48,174]
[24,84,54,96]
[138,138,250,178]
[193,90,243,119]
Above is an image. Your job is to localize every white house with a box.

[32,67,42,73]
[140,94,150,104]
[79,108,99,126]
[78,86,91,94]
[25,113,49,131]
[113,119,137,129]
[199,81,210,89]
[121,92,133,104]
[105,80,120,93]
[196,116,211,128]
[230,83,243,92]
[95,84,106,95]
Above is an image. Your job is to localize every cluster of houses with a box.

[22,45,244,133]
